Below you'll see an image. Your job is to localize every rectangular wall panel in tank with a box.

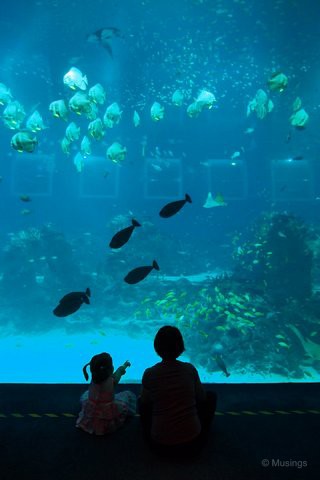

[11,154,54,196]
[143,158,183,199]
[206,159,248,199]
[79,156,119,198]
[271,160,314,201]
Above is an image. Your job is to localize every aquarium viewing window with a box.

[11,154,54,196]
[79,156,120,198]
[207,159,248,199]
[143,157,183,199]
[1,0,320,388]
[271,159,314,201]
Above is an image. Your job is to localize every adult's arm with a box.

[140,370,153,403]
[193,367,207,402]
[140,386,153,403]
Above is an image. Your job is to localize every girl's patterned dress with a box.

[76,379,136,435]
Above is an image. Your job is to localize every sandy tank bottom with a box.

[0,326,318,383]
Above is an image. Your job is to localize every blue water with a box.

[0,0,320,383]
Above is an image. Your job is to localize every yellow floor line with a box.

[0,409,319,418]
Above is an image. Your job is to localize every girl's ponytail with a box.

[82,362,90,381]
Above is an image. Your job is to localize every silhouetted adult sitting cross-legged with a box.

[138,325,217,459]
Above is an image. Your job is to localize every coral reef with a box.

[232,212,313,305]
[0,225,85,331]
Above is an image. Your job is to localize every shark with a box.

[86,27,123,58]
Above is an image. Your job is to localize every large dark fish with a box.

[109,219,141,249]
[214,354,230,377]
[124,260,159,285]
[53,288,91,317]
[86,27,122,58]
[159,193,192,218]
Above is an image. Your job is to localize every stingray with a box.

[288,325,320,361]
[203,192,227,208]
[86,27,123,58]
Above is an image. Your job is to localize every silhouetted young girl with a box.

[76,352,136,435]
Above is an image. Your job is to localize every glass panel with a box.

[0,1,319,385]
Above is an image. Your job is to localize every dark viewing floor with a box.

[1,383,319,480]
